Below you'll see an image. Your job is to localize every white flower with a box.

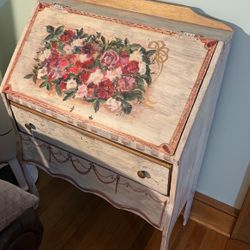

[75,84,88,99]
[37,67,47,79]
[139,61,146,75]
[66,78,77,90]
[72,39,84,47]
[105,67,122,81]
[64,44,74,54]
[129,50,143,63]
[87,69,104,85]
[38,49,51,61]
[78,54,88,63]
[106,98,121,112]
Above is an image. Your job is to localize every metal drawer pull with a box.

[25,123,36,131]
[137,170,151,179]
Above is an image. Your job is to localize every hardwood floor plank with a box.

[225,239,250,250]
[198,228,228,250]
[36,172,250,250]
[170,220,197,249]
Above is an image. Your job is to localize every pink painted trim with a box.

[166,41,218,154]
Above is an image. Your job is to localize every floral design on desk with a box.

[24,25,168,114]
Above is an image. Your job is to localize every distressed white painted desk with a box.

[0,1,233,248]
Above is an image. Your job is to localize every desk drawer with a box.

[21,133,168,229]
[12,104,171,195]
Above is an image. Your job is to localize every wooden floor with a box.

[37,171,250,250]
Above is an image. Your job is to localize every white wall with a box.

[163,0,250,208]
[0,0,249,208]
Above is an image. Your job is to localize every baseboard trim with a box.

[190,192,239,237]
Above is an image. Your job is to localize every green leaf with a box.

[55,26,64,36]
[24,74,33,79]
[45,34,54,41]
[146,49,156,57]
[45,42,51,49]
[142,54,151,64]
[121,101,132,114]
[124,38,129,46]
[32,74,37,84]
[39,81,47,88]
[96,32,101,39]
[55,84,62,96]
[63,89,77,101]
[47,25,55,34]
[137,78,146,92]
[145,65,152,84]
[101,36,106,44]
[46,83,51,91]
[93,99,100,113]
[77,28,84,38]
[64,88,77,95]
[122,89,143,101]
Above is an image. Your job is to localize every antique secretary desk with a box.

[0,0,233,249]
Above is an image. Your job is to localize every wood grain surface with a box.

[49,0,232,31]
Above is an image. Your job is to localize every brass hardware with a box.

[25,123,36,131]
[137,170,151,179]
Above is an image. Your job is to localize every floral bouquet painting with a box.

[25,25,168,114]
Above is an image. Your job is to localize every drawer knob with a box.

[137,170,151,179]
[25,123,36,131]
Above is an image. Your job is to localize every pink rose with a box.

[101,50,120,69]
[76,84,87,98]
[117,76,136,93]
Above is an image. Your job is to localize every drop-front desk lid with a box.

[0,0,229,161]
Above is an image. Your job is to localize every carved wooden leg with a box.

[183,192,195,226]
[8,157,29,190]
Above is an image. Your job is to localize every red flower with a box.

[82,58,94,68]
[51,42,58,49]
[58,58,69,69]
[79,72,90,83]
[97,79,114,99]
[122,60,139,74]
[62,74,69,80]
[68,65,79,74]
[101,50,120,69]
[119,51,129,66]
[60,30,75,43]
[87,83,97,98]
[66,54,78,64]
[82,43,97,57]
[117,76,136,93]
[59,82,67,91]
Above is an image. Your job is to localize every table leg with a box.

[8,157,28,190]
